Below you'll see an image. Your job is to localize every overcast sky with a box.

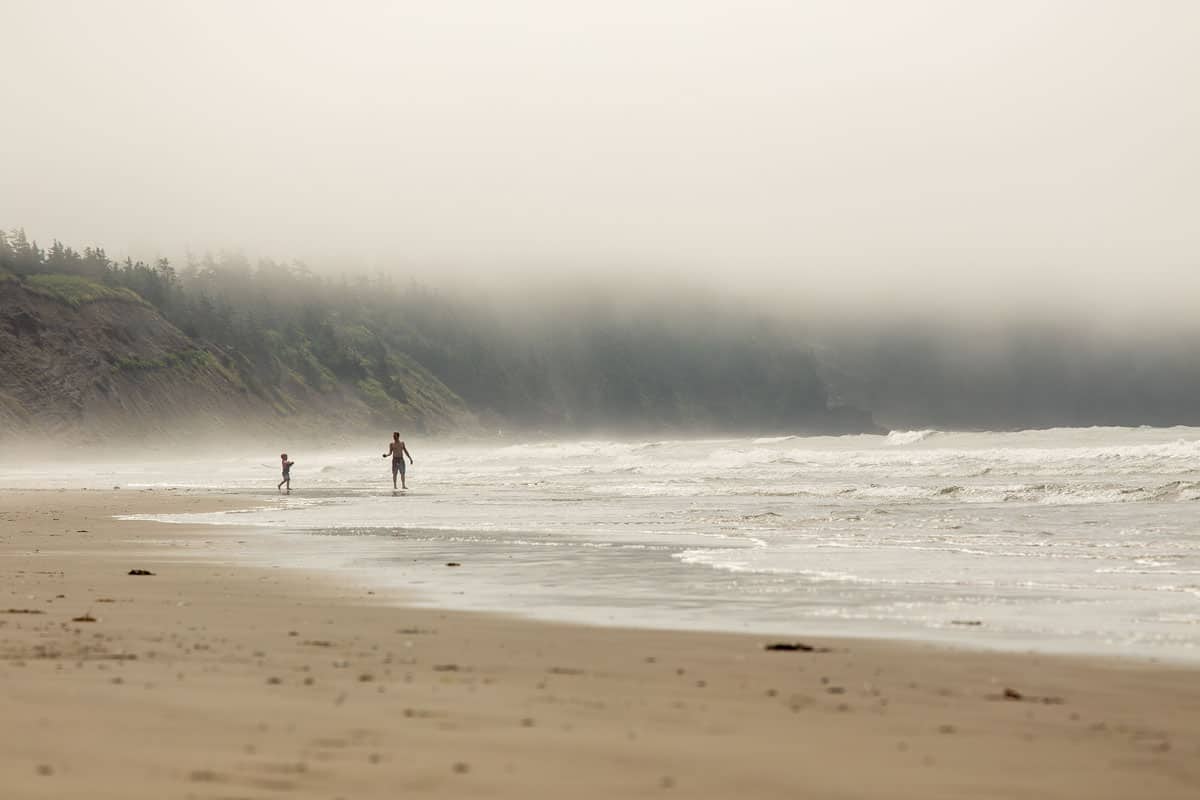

[2,1,1197,313]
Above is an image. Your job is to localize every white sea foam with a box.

[884,429,940,446]
[752,435,799,444]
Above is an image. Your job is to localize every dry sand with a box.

[1,489,1198,799]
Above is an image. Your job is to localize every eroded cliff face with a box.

[0,278,474,445]
[0,280,255,441]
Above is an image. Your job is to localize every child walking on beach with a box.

[278,453,294,494]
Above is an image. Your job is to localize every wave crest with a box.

[885,429,939,446]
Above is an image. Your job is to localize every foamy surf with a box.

[9,424,1200,660]
[884,429,939,446]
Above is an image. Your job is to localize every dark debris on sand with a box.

[764,642,831,653]
[990,687,1066,704]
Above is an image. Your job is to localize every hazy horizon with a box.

[3,1,1199,317]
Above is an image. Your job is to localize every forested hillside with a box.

[0,230,874,439]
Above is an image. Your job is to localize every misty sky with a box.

[2,1,1197,312]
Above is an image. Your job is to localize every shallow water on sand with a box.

[11,426,1200,660]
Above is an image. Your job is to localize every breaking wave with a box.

[885,429,941,446]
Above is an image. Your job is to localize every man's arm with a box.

[402,443,413,463]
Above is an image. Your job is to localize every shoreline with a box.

[111,488,1200,667]
[121,499,1200,667]
[3,489,1199,798]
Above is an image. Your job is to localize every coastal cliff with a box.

[0,268,877,443]
[0,272,474,443]
[0,231,882,443]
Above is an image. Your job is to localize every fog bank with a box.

[3,1,1198,318]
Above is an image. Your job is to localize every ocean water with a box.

[10,426,1200,661]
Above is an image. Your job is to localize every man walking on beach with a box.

[383,432,413,490]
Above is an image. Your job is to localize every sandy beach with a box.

[2,489,1198,799]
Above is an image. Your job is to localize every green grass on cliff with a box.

[22,274,145,308]
[113,349,211,372]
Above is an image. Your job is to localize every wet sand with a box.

[2,489,1198,799]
